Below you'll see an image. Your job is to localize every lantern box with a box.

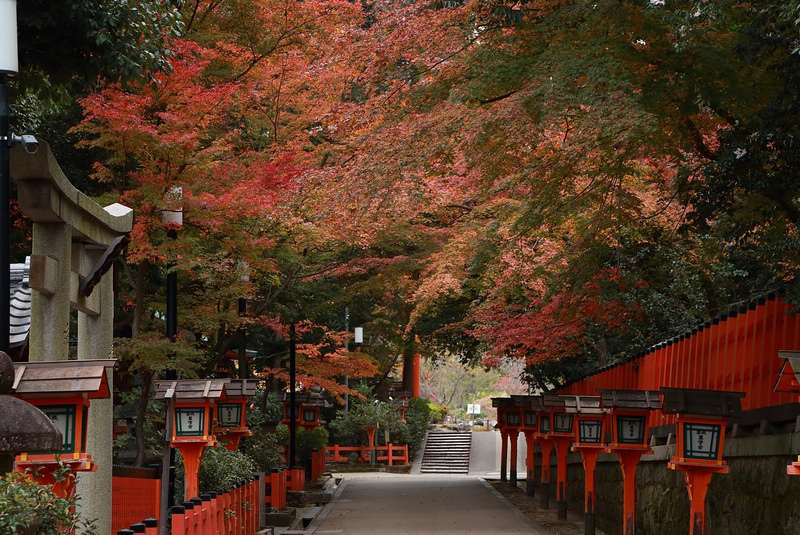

[562,395,607,448]
[154,379,231,445]
[282,392,327,429]
[491,397,519,430]
[660,387,744,467]
[775,350,800,393]
[598,389,661,450]
[516,395,543,432]
[12,359,114,471]
[543,394,574,437]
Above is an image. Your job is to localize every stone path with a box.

[306,473,551,534]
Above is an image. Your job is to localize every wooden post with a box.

[500,429,509,482]
[539,439,552,510]
[509,429,519,485]
[524,430,535,497]
[554,436,571,521]
[580,449,600,535]
[616,450,641,535]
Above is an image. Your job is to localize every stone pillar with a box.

[75,245,115,535]
[29,222,72,361]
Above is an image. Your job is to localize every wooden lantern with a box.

[214,379,256,451]
[11,359,114,497]
[515,395,543,498]
[155,379,229,501]
[282,392,326,430]
[775,351,800,476]
[660,387,745,535]
[543,393,574,520]
[491,397,518,483]
[598,389,661,535]
[562,395,607,535]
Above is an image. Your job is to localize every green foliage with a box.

[294,426,329,467]
[17,0,184,97]
[427,402,447,424]
[198,447,256,494]
[245,429,285,474]
[0,471,97,535]
[404,398,432,457]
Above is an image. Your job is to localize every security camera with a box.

[10,134,39,154]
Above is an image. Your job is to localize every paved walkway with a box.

[307,473,551,534]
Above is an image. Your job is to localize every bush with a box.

[405,398,433,457]
[245,429,284,474]
[0,471,97,535]
[295,426,329,467]
[198,447,256,493]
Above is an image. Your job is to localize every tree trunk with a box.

[134,370,154,467]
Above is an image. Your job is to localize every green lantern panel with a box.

[217,403,242,427]
[524,411,538,429]
[303,409,317,423]
[579,419,603,444]
[683,422,722,460]
[176,407,206,437]
[506,412,520,426]
[553,413,574,434]
[40,405,76,454]
[617,415,647,445]
[539,415,551,433]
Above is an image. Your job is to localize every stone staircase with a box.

[420,431,471,474]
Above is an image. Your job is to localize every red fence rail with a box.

[111,466,161,534]
[325,443,409,466]
[557,293,800,426]
[169,477,260,535]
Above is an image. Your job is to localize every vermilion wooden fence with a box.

[111,466,161,533]
[117,477,261,535]
[325,443,409,465]
[557,293,800,426]
[170,478,260,535]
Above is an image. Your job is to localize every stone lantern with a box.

[0,351,61,475]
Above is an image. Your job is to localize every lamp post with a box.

[1,0,21,352]
[238,262,249,379]
[289,322,297,468]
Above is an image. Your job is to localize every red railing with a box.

[286,467,306,492]
[111,467,161,533]
[325,443,409,466]
[311,448,326,481]
[117,474,266,535]
[170,477,260,535]
[264,469,287,511]
[557,293,800,425]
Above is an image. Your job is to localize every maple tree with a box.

[9,0,799,439]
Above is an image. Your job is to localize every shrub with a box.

[405,398,433,457]
[0,471,97,535]
[198,447,256,493]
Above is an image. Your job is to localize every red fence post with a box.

[143,518,158,535]
[171,505,186,535]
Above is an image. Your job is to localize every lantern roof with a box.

[598,389,661,410]
[154,379,229,400]
[282,392,326,407]
[659,388,744,418]
[510,394,545,411]
[542,393,565,408]
[12,359,115,399]
[491,396,514,408]
[775,351,800,393]
[560,395,605,415]
[224,379,257,398]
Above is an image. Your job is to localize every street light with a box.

[0,0,38,353]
